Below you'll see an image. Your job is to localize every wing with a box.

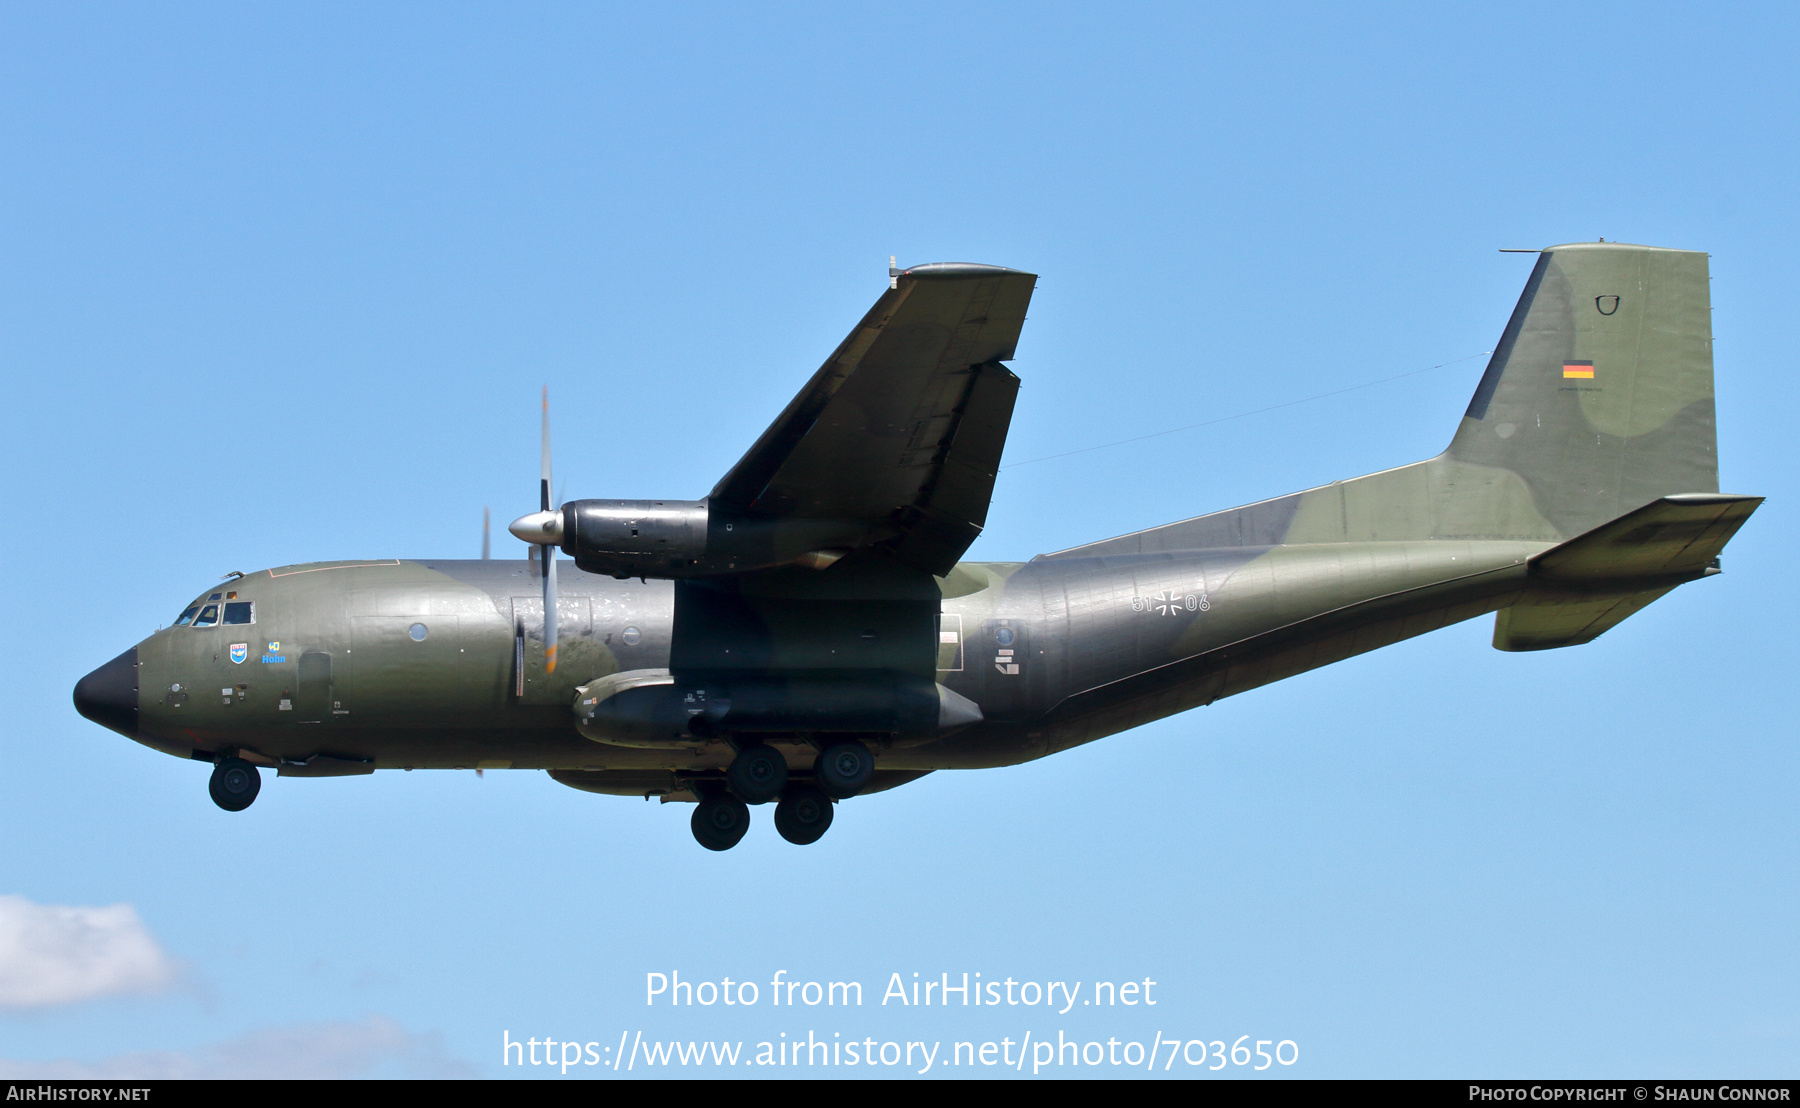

[710,262,1037,576]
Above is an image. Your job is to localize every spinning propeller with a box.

[508,388,564,674]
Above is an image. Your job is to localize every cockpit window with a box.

[208,593,223,601]
[191,604,220,628]
[173,606,200,627]
[223,601,254,625]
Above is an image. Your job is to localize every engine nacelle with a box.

[564,498,710,577]
[508,497,867,579]
[512,497,871,579]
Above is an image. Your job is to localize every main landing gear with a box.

[691,791,751,851]
[773,784,833,845]
[208,757,261,812]
[686,738,875,851]
[691,784,834,850]
[814,740,874,799]
[724,743,787,805]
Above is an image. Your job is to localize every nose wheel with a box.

[208,757,261,812]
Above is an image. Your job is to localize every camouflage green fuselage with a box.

[130,536,1549,785]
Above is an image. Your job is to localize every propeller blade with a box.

[540,387,558,674]
[482,506,491,560]
[540,386,553,512]
[543,541,559,674]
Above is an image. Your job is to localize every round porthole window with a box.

[621,626,642,646]
[995,626,1016,646]
[409,623,429,641]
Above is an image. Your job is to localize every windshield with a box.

[173,606,200,627]
[191,604,220,628]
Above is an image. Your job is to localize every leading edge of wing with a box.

[708,262,1037,519]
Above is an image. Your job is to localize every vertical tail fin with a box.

[1448,242,1717,539]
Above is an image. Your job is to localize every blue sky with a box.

[2,1,1795,1078]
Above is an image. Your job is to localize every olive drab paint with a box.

[72,245,1761,847]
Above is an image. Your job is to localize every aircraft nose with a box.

[73,648,138,738]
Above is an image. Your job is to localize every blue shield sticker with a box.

[229,643,248,664]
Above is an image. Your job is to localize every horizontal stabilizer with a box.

[1493,493,1762,651]
[1530,493,1763,582]
[1493,586,1680,652]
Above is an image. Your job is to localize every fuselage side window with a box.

[223,601,254,625]
[173,606,200,627]
[191,604,220,628]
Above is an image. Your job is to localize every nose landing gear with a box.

[208,757,261,812]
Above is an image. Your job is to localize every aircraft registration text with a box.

[1131,589,1210,616]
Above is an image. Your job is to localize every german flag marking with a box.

[1563,361,1595,379]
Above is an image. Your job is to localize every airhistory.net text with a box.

[645,971,1157,1014]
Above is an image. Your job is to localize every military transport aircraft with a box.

[74,244,1760,850]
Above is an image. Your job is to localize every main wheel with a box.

[208,757,261,812]
[690,793,751,851]
[814,740,874,799]
[773,784,834,846]
[725,743,787,805]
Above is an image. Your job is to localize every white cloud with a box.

[0,895,176,1009]
[0,1016,474,1079]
